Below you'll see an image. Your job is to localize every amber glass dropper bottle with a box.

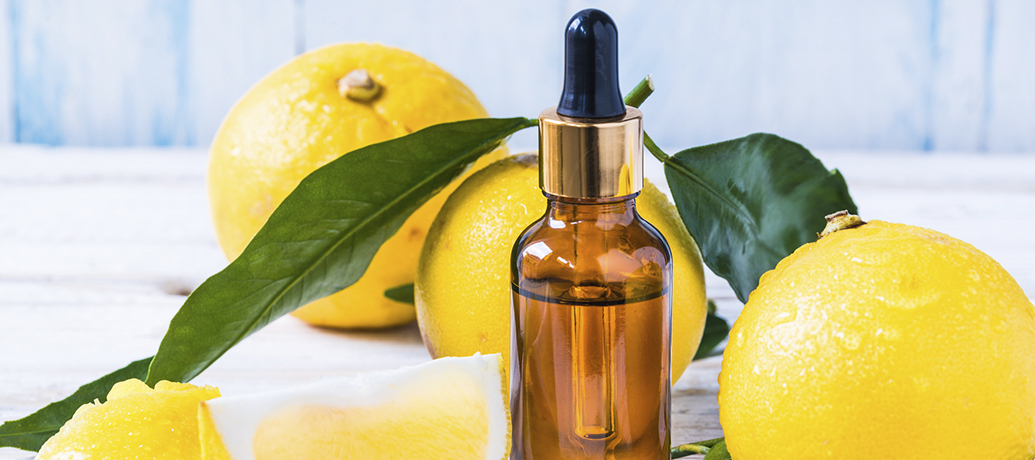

[510,8,673,460]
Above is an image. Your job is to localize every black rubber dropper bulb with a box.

[557,9,626,119]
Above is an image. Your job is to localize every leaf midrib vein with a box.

[665,155,784,260]
[0,428,58,438]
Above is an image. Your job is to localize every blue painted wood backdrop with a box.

[0,0,1033,151]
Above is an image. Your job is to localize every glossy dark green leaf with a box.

[384,283,415,304]
[702,439,731,460]
[0,357,152,452]
[145,117,536,385]
[662,134,857,303]
[693,311,730,360]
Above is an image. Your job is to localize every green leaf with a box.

[661,134,857,303]
[702,439,731,460]
[0,117,534,450]
[693,311,730,360]
[0,357,152,452]
[145,117,536,385]
[384,283,415,304]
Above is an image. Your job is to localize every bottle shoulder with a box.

[515,210,671,253]
[511,210,672,298]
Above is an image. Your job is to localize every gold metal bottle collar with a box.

[539,106,643,199]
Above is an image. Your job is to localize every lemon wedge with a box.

[36,379,220,460]
[199,353,509,460]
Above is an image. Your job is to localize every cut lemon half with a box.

[199,353,509,460]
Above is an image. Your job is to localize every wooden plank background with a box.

[0,0,1034,151]
[0,0,11,144]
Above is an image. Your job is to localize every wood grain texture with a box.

[1,1,1035,152]
[929,0,990,151]
[580,0,936,151]
[0,0,11,143]
[9,0,190,146]
[0,147,226,283]
[986,0,1035,152]
[187,0,296,147]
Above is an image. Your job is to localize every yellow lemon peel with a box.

[208,43,506,329]
[37,379,220,460]
[415,154,707,382]
[719,217,1035,459]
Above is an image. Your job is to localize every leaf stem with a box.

[671,443,710,457]
[644,131,670,163]
[672,437,726,458]
[624,75,655,108]
[671,437,726,458]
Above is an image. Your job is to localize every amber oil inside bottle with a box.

[511,194,672,459]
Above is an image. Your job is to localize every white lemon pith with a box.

[199,354,509,460]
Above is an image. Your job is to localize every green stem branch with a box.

[644,131,670,163]
[671,443,710,457]
[671,437,725,458]
[624,75,655,108]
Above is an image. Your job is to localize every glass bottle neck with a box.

[543,192,639,223]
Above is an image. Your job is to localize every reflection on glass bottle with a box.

[512,196,672,459]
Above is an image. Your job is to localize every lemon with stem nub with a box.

[208,43,505,329]
[719,211,1035,460]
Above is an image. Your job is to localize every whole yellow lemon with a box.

[208,43,505,329]
[37,379,220,460]
[415,154,708,381]
[718,212,1035,459]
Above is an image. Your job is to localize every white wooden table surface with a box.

[1,146,1033,459]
